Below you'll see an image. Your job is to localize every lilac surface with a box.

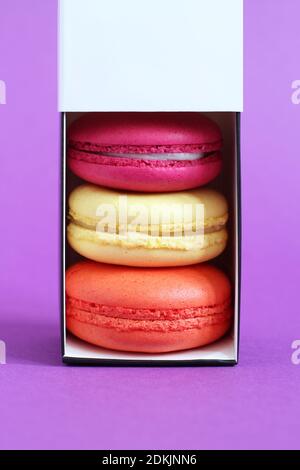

[0,0,300,450]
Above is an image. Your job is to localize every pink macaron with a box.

[68,113,222,192]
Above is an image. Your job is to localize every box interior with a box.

[62,112,239,364]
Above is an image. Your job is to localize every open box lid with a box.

[59,0,243,112]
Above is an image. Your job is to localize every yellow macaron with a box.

[67,184,228,267]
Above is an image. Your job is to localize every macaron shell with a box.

[67,225,228,267]
[68,151,222,192]
[67,317,231,353]
[69,112,222,151]
[66,262,231,310]
[66,262,232,353]
[68,184,228,227]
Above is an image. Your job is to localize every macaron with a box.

[67,184,228,267]
[66,262,233,353]
[68,112,222,192]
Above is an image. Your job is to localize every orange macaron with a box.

[66,261,233,353]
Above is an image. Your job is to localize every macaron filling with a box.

[68,195,228,249]
[67,222,228,251]
[69,211,227,232]
[68,146,221,168]
[68,209,228,250]
[73,150,215,161]
[68,152,222,172]
[102,152,210,161]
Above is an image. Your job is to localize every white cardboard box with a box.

[59,0,243,365]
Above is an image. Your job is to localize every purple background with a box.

[0,0,300,450]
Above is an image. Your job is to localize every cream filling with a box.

[99,152,209,161]
[67,223,228,251]
[68,210,228,235]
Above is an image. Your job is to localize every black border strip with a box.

[60,113,65,361]
[63,356,237,367]
[235,112,242,364]
[60,112,241,367]
[0,450,297,460]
